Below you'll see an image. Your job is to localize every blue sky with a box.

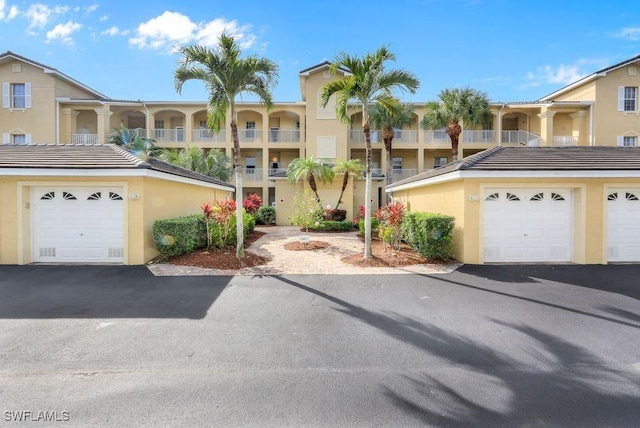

[1,0,640,103]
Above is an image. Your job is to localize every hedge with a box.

[255,205,276,225]
[358,217,380,235]
[401,212,455,260]
[208,212,256,248]
[152,214,207,258]
[308,220,354,232]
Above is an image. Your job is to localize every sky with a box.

[1,0,640,104]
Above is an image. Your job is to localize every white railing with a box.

[239,168,264,182]
[349,129,382,143]
[462,130,495,143]
[553,135,578,146]
[370,168,383,175]
[390,168,418,181]
[423,130,450,144]
[501,130,540,146]
[269,129,300,143]
[393,130,418,143]
[71,134,99,145]
[238,128,263,142]
[152,129,185,143]
[268,168,288,176]
[192,129,226,143]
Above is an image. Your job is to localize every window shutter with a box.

[2,83,8,108]
[618,86,625,111]
[24,83,31,109]
[25,134,32,145]
[2,133,9,144]
[617,136,624,147]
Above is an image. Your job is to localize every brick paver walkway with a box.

[148,226,460,276]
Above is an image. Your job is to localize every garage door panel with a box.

[32,187,125,263]
[607,188,640,262]
[483,189,572,263]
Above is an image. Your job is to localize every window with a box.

[199,120,207,129]
[245,156,256,173]
[3,83,31,109]
[433,157,448,168]
[12,134,26,145]
[154,120,164,139]
[617,135,638,147]
[392,157,402,170]
[245,121,256,139]
[618,86,638,112]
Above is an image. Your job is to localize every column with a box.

[570,110,588,146]
[417,147,424,172]
[61,108,79,144]
[94,107,113,145]
[537,109,556,147]
[184,111,193,144]
[261,111,269,144]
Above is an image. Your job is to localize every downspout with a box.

[55,99,60,145]
[141,100,150,135]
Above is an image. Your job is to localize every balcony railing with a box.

[501,130,540,146]
[349,129,382,143]
[393,130,418,143]
[268,168,288,176]
[192,128,226,143]
[71,134,99,145]
[423,130,450,144]
[238,129,263,142]
[239,168,264,182]
[390,168,418,181]
[463,130,495,143]
[553,135,578,147]
[152,129,185,143]
[269,128,300,143]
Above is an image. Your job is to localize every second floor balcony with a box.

[349,129,418,144]
[552,135,578,146]
[71,134,99,145]
[152,129,185,143]
[192,129,226,143]
[269,128,300,143]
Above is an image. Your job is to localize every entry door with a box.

[32,187,125,263]
[607,189,640,262]
[483,189,573,262]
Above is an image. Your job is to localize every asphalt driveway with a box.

[0,265,639,427]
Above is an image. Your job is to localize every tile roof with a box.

[0,144,234,189]
[387,146,640,189]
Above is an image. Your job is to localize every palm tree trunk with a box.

[363,122,373,259]
[448,120,462,162]
[231,120,244,259]
[308,174,320,202]
[335,173,349,210]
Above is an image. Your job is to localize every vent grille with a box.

[629,67,637,76]
[12,64,22,73]
[39,247,56,257]
[108,248,124,258]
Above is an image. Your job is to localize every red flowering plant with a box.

[201,202,214,248]
[243,193,262,216]
[376,201,406,251]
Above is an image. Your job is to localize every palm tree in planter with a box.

[174,34,278,258]
[331,158,364,220]
[369,102,415,191]
[161,146,232,182]
[286,155,335,205]
[320,46,419,259]
[421,87,492,162]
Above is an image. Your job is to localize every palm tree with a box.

[161,147,232,181]
[108,125,160,157]
[332,158,364,211]
[286,156,335,203]
[320,47,419,259]
[421,87,492,162]
[369,102,415,190]
[174,34,278,258]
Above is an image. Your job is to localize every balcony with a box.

[238,128,263,143]
[71,134,99,145]
[501,130,540,146]
[269,128,300,143]
[349,129,382,143]
[239,168,264,182]
[268,168,288,177]
[553,135,578,147]
[389,168,418,181]
[393,130,418,144]
[192,129,226,143]
[462,130,495,144]
[152,129,185,143]
[423,130,450,144]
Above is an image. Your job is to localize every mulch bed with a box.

[342,239,431,267]
[283,241,331,251]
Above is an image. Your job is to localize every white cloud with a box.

[614,27,640,41]
[99,14,108,21]
[521,58,609,89]
[0,0,19,21]
[7,5,18,20]
[26,3,53,29]
[46,20,82,45]
[86,4,99,13]
[129,11,256,51]
[101,25,128,36]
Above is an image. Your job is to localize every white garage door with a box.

[32,187,125,263]
[607,189,640,262]
[483,189,572,263]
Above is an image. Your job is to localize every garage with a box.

[32,187,125,263]
[482,189,573,263]
[607,188,640,262]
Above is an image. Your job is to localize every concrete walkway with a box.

[148,226,460,276]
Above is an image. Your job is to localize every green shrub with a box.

[152,214,207,258]
[208,211,255,248]
[358,217,380,235]
[309,220,354,232]
[401,212,455,260]
[255,205,276,225]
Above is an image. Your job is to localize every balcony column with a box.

[94,106,113,145]
[496,109,502,146]
[380,150,388,181]
[184,112,193,144]
[61,108,79,144]
[299,114,306,145]
[417,147,424,172]
[261,112,269,144]
[537,110,556,147]
[570,110,588,146]
[262,148,270,185]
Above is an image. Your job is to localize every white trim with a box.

[0,168,234,191]
[540,73,602,101]
[386,171,463,192]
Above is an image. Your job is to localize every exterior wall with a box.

[0,175,231,265]
[393,177,640,265]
